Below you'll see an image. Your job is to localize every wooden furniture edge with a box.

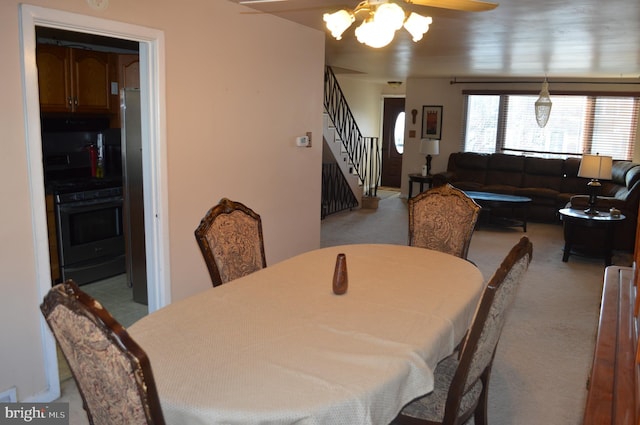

[583,266,637,425]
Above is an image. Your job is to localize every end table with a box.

[408,173,433,198]
[559,208,626,266]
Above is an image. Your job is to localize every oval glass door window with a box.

[394,112,405,154]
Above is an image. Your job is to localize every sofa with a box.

[433,152,640,251]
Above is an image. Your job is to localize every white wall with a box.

[0,0,324,402]
[334,75,386,138]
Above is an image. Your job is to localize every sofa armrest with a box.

[432,171,455,187]
[569,195,628,212]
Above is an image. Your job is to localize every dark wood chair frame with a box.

[40,280,165,425]
[194,197,267,287]
[395,236,533,425]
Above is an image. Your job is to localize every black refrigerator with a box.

[121,88,147,304]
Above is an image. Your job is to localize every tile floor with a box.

[81,273,148,328]
[56,273,148,384]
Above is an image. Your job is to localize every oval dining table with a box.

[128,244,485,425]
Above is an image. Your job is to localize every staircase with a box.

[322,66,381,218]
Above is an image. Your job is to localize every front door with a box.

[381,97,405,187]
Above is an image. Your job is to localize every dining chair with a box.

[40,280,165,425]
[408,183,481,259]
[194,197,267,287]
[394,236,533,425]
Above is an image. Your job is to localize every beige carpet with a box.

[321,195,632,425]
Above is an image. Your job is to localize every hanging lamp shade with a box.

[535,78,552,128]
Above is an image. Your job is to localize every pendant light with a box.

[534,78,552,128]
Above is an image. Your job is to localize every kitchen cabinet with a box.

[46,194,60,283]
[118,54,140,89]
[110,53,140,127]
[36,44,112,114]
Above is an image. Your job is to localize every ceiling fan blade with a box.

[406,0,498,12]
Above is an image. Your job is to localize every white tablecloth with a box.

[128,244,484,425]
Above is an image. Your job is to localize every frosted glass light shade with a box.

[355,19,395,48]
[404,13,432,41]
[374,3,405,31]
[324,10,355,40]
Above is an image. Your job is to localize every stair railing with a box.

[321,162,360,218]
[324,66,381,197]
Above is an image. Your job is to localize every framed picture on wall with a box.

[421,105,443,139]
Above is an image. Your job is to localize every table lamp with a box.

[577,154,613,215]
[419,139,439,176]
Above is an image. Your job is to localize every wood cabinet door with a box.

[36,45,72,113]
[72,49,111,114]
[119,54,140,89]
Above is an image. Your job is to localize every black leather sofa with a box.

[433,152,640,251]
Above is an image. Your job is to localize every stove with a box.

[52,178,125,285]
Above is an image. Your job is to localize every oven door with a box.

[56,195,125,283]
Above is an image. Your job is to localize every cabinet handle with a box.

[67,97,73,106]
[74,97,78,106]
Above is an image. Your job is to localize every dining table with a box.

[128,243,485,425]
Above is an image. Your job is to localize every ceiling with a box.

[232,0,640,83]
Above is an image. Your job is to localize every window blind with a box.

[462,93,639,160]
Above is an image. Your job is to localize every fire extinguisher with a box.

[87,144,98,177]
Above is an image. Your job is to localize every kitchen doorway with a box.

[20,4,169,402]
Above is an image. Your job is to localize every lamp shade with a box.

[578,154,613,180]
[419,139,439,155]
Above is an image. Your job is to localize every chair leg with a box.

[474,369,492,425]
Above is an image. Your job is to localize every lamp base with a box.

[583,207,600,216]
[584,190,599,215]
[425,154,433,176]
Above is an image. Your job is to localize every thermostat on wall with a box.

[296,135,310,147]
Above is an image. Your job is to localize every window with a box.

[463,93,639,160]
[394,112,405,154]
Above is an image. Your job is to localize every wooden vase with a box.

[332,253,348,295]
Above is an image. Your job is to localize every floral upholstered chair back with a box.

[408,184,481,259]
[397,237,532,425]
[40,280,165,425]
[458,237,531,390]
[195,197,267,287]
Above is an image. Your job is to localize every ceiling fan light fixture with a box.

[323,9,355,40]
[404,12,432,41]
[535,78,553,128]
[374,3,406,31]
[355,18,396,48]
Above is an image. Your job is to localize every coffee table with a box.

[464,191,532,232]
[559,208,626,266]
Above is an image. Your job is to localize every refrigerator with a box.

[121,88,148,304]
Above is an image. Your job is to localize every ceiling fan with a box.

[237,0,498,47]
[237,0,498,13]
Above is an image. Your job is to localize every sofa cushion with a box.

[560,157,586,194]
[448,152,489,185]
[515,187,559,204]
[485,154,525,187]
[523,157,564,190]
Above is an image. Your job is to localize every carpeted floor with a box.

[321,194,632,425]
